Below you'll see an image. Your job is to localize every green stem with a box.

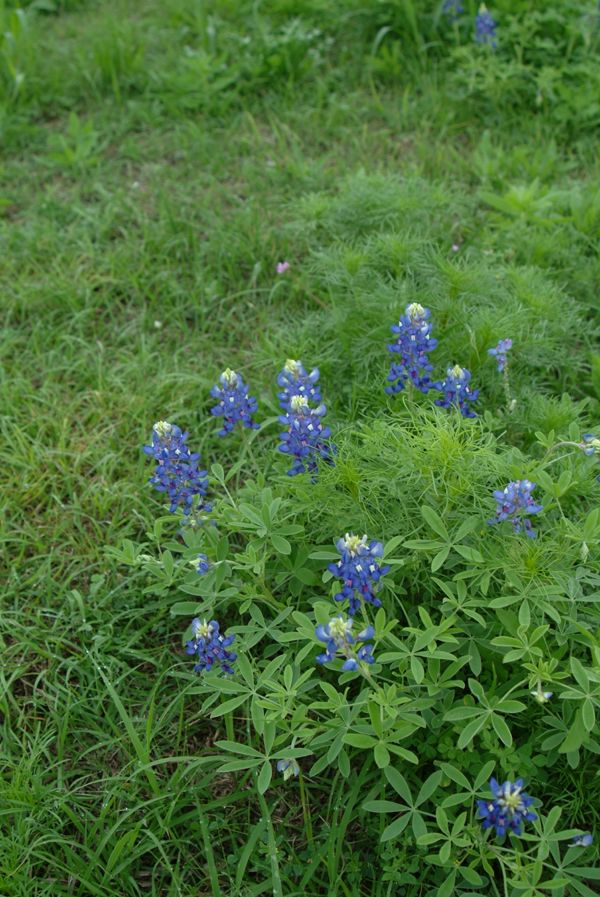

[199,811,222,897]
[298,769,314,846]
[256,786,283,897]
[225,706,235,741]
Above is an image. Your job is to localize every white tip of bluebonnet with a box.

[153,420,173,437]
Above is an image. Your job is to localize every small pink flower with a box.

[276,261,290,274]
[451,243,460,253]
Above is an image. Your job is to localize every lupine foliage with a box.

[3,0,600,896]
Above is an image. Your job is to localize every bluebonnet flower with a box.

[315,615,375,671]
[276,758,300,780]
[143,421,211,515]
[386,303,438,395]
[189,553,210,576]
[185,618,237,674]
[210,368,259,436]
[277,359,321,411]
[488,338,512,373]
[442,0,464,19]
[582,433,600,456]
[477,778,537,837]
[328,533,390,616]
[475,4,497,47]
[434,364,479,418]
[488,480,543,538]
[278,395,334,476]
[571,833,593,847]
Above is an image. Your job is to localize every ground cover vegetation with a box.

[2,0,600,895]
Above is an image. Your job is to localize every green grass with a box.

[2,0,600,894]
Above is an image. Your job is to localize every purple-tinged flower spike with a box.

[477,779,537,837]
[276,261,290,274]
[488,338,512,373]
[328,533,390,616]
[315,615,376,671]
[571,833,593,847]
[278,395,335,476]
[475,4,497,47]
[185,618,237,674]
[434,365,479,418]
[386,302,438,395]
[210,368,259,437]
[487,480,543,538]
[442,0,464,19]
[189,553,210,576]
[276,758,300,780]
[143,421,211,516]
[277,359,321,411]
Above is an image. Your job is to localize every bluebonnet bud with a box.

[278,395,334,476]
[210,369,259,436]
[328,533,390,616]
[475,4,497,47]
[143,421,211,515]
[185,618,237,674]
[277,359,321,411]
[582,434,600,456]
[386,303,438,395]
[434,365,479,418]
[488,338,512,373]
[477,778,536,837]
[571,833,593,847]
[276,758,300,780]
[531,685,553,704]
[442,0,464,19]
[315,615,375,671]
[189,553,210,576]
[488,480,543,538]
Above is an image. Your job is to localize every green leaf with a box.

[491,713,513,747]
[271,534,291,555]
[257,760,272,794]
[384,768,413,804]
[374,742,390,768]
[381,813,411,842]
[421,506,450,540]
[210,695,248,716]
[431,546,450,572]
[457,715,487,749]
[362,800,406,814]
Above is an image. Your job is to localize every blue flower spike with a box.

[478,778,537,837]
[143,421,211,516]
[475,4,497,47]
[278,394,334,476]
[386,302,438,395]
[276,759,300,781]
[185,618,237,674]
[277,358,321,411]
[435,364,479,417]
[582,434,600,456]
[315,614,376,672]
[488,338,512,373]
[210,368,259,436]
[488,480,543,538]
[328,533,390,616]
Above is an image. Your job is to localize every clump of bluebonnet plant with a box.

[276,759,300,780]
[189,553,210,576]
[435,364,479,417]
[328,533,389,616]
[277,358,321,411]
[278,394,334,476]
[210,368,259,436]
[477,778,537,837]
[185,618,237,674]
[315,615,375,671]
[143,421,211,515]
[488,480,543,538]
[475,3,497,47]
[386,302,438,395]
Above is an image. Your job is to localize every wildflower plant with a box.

[276,359,321,411]
[477,778,537,837]
[328,533,390,615]
[315,615,375,671]
[488,480,543,538]
[143,421,211,516]
[475,4,497,47]
[434,364,479,417]
[278,394,334,476]
[185,618,237,674]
